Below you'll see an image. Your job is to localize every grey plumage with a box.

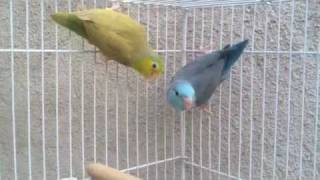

[169,39,249,107]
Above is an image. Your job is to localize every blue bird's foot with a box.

[199,46,212,54]
[195,46,212,58]
[199,103,212,115]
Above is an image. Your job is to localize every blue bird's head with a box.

[167,81,195,111]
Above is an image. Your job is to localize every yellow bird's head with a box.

[132,54,164,81]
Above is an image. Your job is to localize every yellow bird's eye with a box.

[152,62,158,69]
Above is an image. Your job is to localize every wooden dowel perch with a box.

[86,163,140,180]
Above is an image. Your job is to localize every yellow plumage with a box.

[51,8,163,80]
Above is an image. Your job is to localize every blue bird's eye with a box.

[175,91,179,96]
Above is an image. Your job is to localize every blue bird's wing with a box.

[170,39,249,106]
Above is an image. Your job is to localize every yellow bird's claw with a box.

[143,77,150,86]
[94,53,107,65]
[76,4,87,11]
[144,80,149,88]
[111,2,121,11]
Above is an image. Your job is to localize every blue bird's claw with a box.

[195,46,211,59]
[199,103,212,115]
[199,46,211,54]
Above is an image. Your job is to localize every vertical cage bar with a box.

[26,0,32,179]
[68,40,73,175]
[68,0,73,176]
[105,63,109,166]
[238,5,246,178]
[80,2,84,176]
[40,0,47,178]
[191,109,194,180]
[81,62,85,179]
[260,5,269,180]
[191,8,196,180]
[218,6,224,179]
[181,9,189,180]
[93,55,97,164]
[227,5,234,176]
[92,0,96,165]
[200,8,205,47]
[199,111,203,179]
[146,4,150,179]
[299,1,309,179]
[116,64,119,169]
[192,8,196,59]
[93,0,97,165]
[126,2,130,169]
[155,6,159,180]
[164,6,168,180]
[272,1,281,180]
[272,2,282,179]
[209,7,214,180]
[126,67,129,168]
[313,41,320,180]
[114,4,121,170]
[285,1,295,179]
[172,6,177,180]
[199,7,205,180]
[145,79,149,180]
[249,4,257,180]
[54,0,60,178]
[9,0,17,179]
[136,3,141,176]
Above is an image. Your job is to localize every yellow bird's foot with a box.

[94,54,110,75]
[143,76,153,87]
[94,53,107,65]
[143,79,149,89]
[110,2,121,11]
[76,3,87,11]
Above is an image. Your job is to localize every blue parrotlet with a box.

[167,39,249,112]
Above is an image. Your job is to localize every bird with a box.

[51,8,163,81]
[167,39,249,112]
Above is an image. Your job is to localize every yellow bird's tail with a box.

[51,12,88,38]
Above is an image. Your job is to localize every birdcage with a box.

[0,0,319,179]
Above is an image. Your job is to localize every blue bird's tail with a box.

[221,39,249,76]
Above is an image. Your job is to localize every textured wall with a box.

[0,0,320,180]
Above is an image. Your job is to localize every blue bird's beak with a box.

[183,97,193,110]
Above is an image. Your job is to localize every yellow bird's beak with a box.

[145,73,158,82]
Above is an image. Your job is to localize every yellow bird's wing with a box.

[75,9,149,65]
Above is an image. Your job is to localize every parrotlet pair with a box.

[167,40,249,112]
[51,7,248,112]
[51,8,163,81]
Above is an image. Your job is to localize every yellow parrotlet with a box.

[51,8,163,80]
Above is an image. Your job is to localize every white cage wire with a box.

[123,0,287,7]
[0,0,319,180]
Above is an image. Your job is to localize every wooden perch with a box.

[86,163,140,180]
